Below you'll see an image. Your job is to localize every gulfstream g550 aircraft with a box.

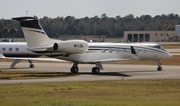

[12,17,172,73]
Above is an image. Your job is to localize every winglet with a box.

[0,51,6,58]
[131,46,139,60]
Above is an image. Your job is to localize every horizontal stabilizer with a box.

[12,17,36,21]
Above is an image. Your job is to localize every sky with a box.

[0,0,180,19]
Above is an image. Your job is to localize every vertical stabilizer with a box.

[12,17,56,47]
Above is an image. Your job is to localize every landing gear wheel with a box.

[29,64,34,68]
[157,67,162,71]
[71,67,79,73]
[92,67,100,74]
[156,60,163,71]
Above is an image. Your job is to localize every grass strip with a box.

[0,80,180,106]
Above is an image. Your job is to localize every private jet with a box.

[12,16,172,73]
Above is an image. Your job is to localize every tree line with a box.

[0,21,17,39]
[0,13,180,38]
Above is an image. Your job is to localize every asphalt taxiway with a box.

[0,62,180,84]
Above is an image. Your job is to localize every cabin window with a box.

[101,49,106,53]
[143,49,146,53]
[136,49,139,53]
[15,48,19,51]
[122,49,126,53]
[115,49,119,53]
[108,48,112,53]
[2,48,6,51]
[9,48,12,51]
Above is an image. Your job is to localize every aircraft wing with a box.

[4,57,68,62]
[94,58,132,63]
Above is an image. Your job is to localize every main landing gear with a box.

[28,60,34,68]
[11,59,21,69]
[10,59,34,69]
[92,63,101,74]
[71,62,79,73]
[70,62,102,74]
[92,67,100,73]
[156,60,162,71]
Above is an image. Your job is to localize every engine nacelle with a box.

[53,40,89,54]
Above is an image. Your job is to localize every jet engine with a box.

[53,40,89,54]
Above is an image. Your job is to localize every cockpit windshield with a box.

[151,45,166,51]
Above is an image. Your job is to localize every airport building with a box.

[123,25,180,42]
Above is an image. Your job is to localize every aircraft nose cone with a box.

[166,52,172,59]
[168,53,172,58]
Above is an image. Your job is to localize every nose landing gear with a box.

[156,60,162,71]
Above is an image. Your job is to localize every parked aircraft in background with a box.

[0,42,38,68]
[12,16,172,73]
[0,42,64,68]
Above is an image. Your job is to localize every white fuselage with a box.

[0,41,171,63]
[35,42,172,63]
[0,42,171,63]
[0,42,40,57]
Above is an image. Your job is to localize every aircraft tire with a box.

[71,67,79,73]
[157,67,162,71]
[30,64,34,68]
[92,67,100,74]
